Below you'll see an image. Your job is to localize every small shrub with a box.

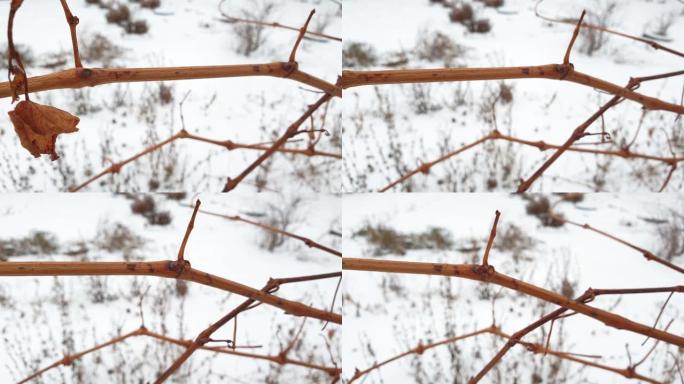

[148,211,172,226]
[409,83,441,114]
[175,280,188,296]
[94,222,144,260]
[87,276,118,303]
[652,13,675,37]
[354,224,454,256]
[158,83,173,105]
[449,4,474,23]
[258,197,302,251]
[525,196,564,227]
[580,2,617,56]
[483,0,504,7]
[498,82,513,104]
[131,195,156,216]
[232,3,275,57]
[494,224,534,262]
[106,5,131,25]
[81,33,123,67]
[560,277,576,298]
[415,30,463,66]
[164,192,187,201]
[355,224,406,256]
[655,211,684,261]
[383,49,409,67]
[140,0,161,9]
[468,19,491,33]
[126,20,149,34]
[559,193,584,203]
[130,196,172,226]
[0,231,59,258]
[343,42,378,68]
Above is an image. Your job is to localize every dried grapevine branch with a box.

[342,258,684,347]
[186,205,342,257]
[19,325,340,383]
[218,0,341,42]
[156,271,342,382]
[222,10,337,192]
[379,130,684,192]
[549,201,684,275]
[0,63,341,100]
[534,0,684,59]
[69,129,340,192]
[471,285,683,382]
[0,260,340,323]
[341,64,684,113]
[348,324,665,384]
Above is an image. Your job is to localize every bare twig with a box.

[289,10,315,63]
[175,199,201,268]
[535,0,684,59]
[563,10,586,65]
[218,0,341,42]
[69,129,340,192]
[186,205,341,257]
[223,93,334,192]
[58,0,82,68]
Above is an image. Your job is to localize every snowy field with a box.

[342,0,684,192]
[342,193,684,383]
[0,0,341,193]
[0,193,341,382]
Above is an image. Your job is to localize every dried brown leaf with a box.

[8,100,79,160]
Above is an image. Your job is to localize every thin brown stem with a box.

[548,207,684,275]
[517,92,623,192]
[659,164,677,192]
[223,92,334,192]
[58,0,82,68]
[289,10,315,63]
[218,0,341,42]
[175,199,201,267]
[481,210,501,267]
[535,0,684,59]
[187,206,341,257]
[69,129,340,192]
[379,130,684,192]
[348,327,493,383]
[20,326,340,383]
[563,10,586,65]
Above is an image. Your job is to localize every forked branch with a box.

[341,64,684,113]
[0,261,341,324]
[156,271,342,383]
[342,258,684,347]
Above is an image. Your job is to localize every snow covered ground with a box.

[0,193,341,382]
[0,0,341,193]
[342,0,684,192]
[342,193,684,383]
